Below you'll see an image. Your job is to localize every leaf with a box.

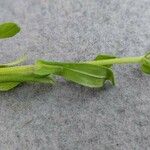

[35,60,115,88]
[0,82,20,91]
[0,74,54,84]
[141,52,150,74]
[0,73,54,91]
[60,65,115,88]
[94,54,117,67]
[0,22,20,39]
[141,64,150,74]
[0,55,27,68]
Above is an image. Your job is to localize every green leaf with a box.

[36,60,115,88]
[0,74,54,84]
[60,65,115,88]
[94,54,116,67]
[0,73,54,91]
[141,64,150,74]
[0,22,20,39]
[0,55,27,68]
[0,82,20,91]
[141,52,150,74]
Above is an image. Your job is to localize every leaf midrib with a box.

[62,66,107,79]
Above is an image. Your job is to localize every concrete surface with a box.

[0,0,150,149]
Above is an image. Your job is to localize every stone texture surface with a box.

[0,0,150,149]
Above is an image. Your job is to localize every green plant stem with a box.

[0,56,144,76]
[0,56,143,82]
[86,56,143,65]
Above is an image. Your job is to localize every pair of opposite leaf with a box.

[35,56,116,88]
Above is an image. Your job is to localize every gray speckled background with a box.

[0,0,150,149]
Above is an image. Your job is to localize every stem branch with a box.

[86,56,143,65]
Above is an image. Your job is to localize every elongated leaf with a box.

[36,60,115,88]
[0,82,20,91]
[0,55,27,68]
[60,66,115,88]
[94,54,116,67]
[0,74,54,84]
[0,72,54,91]
[0,22,20,39]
